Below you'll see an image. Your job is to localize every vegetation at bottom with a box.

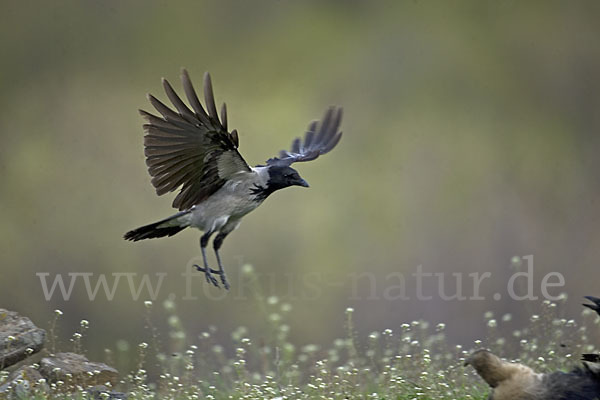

[2,266,599,400]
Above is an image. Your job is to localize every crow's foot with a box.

[219,271,230,290]
[194,265,230,290]
[194,264,220,288]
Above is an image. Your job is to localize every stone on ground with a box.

[39,352,119,387]
[0,309,46,369]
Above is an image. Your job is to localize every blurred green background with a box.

[2,0,600,370]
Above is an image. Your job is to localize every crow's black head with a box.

[250,166,309,202]
[266,165,309,191]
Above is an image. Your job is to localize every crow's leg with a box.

[213,231,231,290]
[193,231,220,287]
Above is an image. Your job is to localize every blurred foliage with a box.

[1,0,600,371]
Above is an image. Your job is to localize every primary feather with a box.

[267,106,343,166]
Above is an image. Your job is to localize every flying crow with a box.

[465,296,600,400]
[124,70,343,289]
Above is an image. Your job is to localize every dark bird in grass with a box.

[124,70,343,289]
[465,296,600,400]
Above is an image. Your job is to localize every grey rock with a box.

[0,365,49,396]
[0,309,46,370]
[39,352,119,388]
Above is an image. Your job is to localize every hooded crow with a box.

[465,296,600,400]
[124,70,343,289]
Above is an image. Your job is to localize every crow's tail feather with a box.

[124,224,185,241]
[124,210,191,241]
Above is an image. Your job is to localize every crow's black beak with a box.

[297,178,309,188]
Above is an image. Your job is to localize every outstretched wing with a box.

[266,106,343,166]
[141,70,250,211]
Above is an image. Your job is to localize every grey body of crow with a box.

[124,167,271,241]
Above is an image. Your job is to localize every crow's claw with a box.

[194,264,220,288]
[219,272,230,290]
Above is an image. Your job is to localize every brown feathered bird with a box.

[465,296,600,400]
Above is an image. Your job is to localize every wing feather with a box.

[203,72,220,122]
[147,95,192,127]
[220,103,228,131]
[162,78,197,123]
[181,69,212,126]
